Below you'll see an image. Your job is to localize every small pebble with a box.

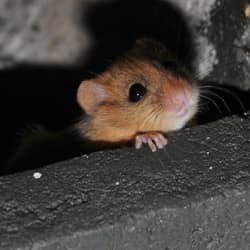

[33,172,42,179]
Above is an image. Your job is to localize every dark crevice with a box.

[196,81,250,125]
[0,65,85,173]
[81,0,195,74]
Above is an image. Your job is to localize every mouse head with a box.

[77,39,199,143]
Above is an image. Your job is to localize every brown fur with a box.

[76,40,199,143]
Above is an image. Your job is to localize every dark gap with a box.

[81,0,196,74]
[0,65,85,174]
[196,81,250,125]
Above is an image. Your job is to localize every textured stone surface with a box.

[207,0,250,90]
[0,0,249,88]
[0,0,87,67]
[1,113,250,249]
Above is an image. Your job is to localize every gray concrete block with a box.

[1,113,250,250]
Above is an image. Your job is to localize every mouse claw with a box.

[135,132,168,152]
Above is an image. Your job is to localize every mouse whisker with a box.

[152,106,162,124]
[140,106,153,128]
[196,102,207,115]
[193,96,208,119]
[199,84,246,112]
[155,106,164,124]
[200,89,231,113]
[199,94,223,114]
[144,105,162,130]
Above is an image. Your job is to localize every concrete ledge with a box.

[1,114,250,249]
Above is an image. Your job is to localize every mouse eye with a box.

[129,83,147,102]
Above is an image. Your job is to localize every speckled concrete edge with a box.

[1,113,250,249]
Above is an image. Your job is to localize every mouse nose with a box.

[160,85,190,116]
[172,90,188,113]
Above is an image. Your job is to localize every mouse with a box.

[75,38,200,152]
[1,38,199,175]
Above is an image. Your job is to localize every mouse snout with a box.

[160,84,191,117]
[172,89,189,114]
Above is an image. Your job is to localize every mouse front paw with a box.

[135,132,168,152]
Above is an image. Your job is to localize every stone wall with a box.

[0,0,249,88]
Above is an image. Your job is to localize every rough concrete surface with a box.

[1,113,250,250]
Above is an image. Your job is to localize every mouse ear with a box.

[77,80,106,114]
[131,38,173,62]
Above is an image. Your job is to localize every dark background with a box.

[1,0,250,173]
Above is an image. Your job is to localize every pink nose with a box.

[172,90,188,113]
[161,88,189,116]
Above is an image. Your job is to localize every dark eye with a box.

[129,83,147,102]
